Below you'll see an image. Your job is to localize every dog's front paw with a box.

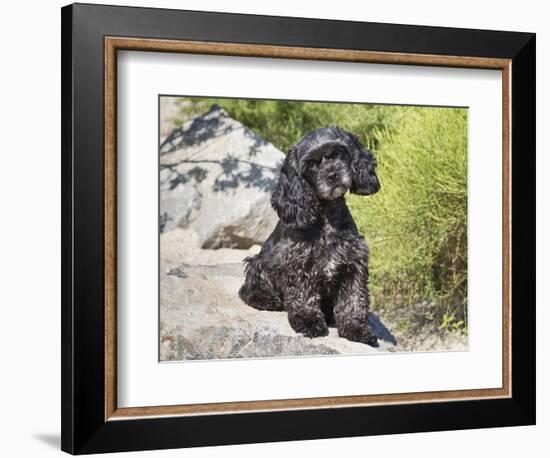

[338,322,378,347]
[288,309,329,338]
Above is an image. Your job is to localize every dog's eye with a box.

[329,147,348,160]
[308,156,321,165]
[308,160,319,169]
[301,159,318,173]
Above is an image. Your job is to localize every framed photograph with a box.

[61,3,536,454]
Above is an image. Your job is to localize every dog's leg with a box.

[334,265,377,346]
[284,282,329,338]
[239,256,283,311]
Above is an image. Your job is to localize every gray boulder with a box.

[160,261,397,361]
[160,105,284,248]
[160,96,184,142]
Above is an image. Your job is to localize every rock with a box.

[159,96,183,143]
[160,105,284,248]
[160,228,261,272]
[160,260,397,361]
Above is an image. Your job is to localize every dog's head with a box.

[271,126,380,228]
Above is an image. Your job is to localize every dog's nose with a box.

[327,171,338,181]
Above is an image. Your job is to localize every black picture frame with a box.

[61,3,536,454]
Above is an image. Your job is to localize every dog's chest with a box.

[312,202,367,277]
[314,221,355,280]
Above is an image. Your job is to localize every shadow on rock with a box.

[368,312,398,346]
[159,106,284,248]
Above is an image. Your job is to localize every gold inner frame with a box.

[104,36,512,421]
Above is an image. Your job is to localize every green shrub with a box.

[176,98,404,152]
[174,98,468,331]
[348,107,468,330]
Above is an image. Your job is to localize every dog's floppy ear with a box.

[271,147,320,229]
[350,142,381,196]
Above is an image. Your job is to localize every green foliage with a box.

[174,97,468,331]
[439,312,466,335]
[176,98,404,152]
[348,107,468,330]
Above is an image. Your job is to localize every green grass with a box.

[173,97,468,332]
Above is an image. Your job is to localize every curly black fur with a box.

[239,126,380,345]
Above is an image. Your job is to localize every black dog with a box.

[239,126,380,345]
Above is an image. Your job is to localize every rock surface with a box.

[159,230,397,361]
[160,97,184,142]
[160,105,284,248]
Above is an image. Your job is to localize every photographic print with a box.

[159,96,468,361]
[62,6,535,452]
